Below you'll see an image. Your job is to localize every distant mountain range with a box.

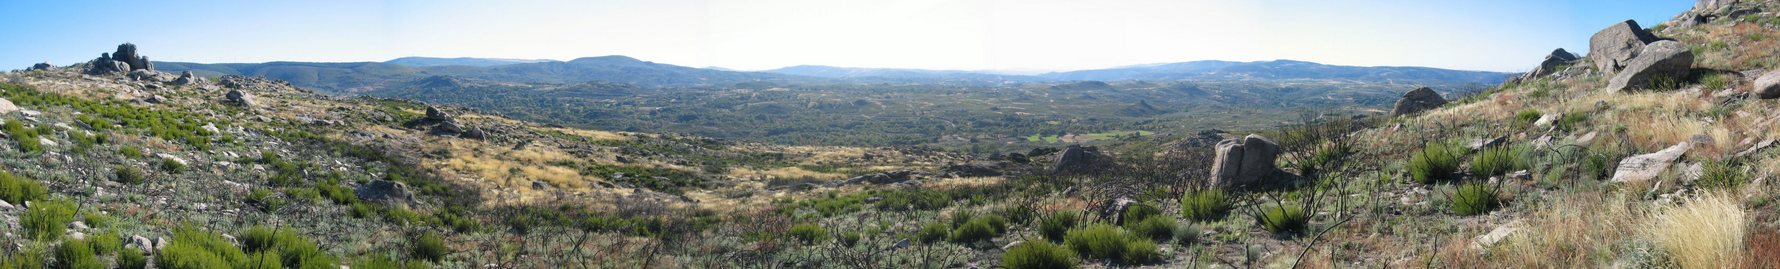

[153,56,1510,94]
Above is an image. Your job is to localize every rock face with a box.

[1588,20,1660,73]
[1755,70,1780,99]
[225,89,257,108]
[28,62,53,71]
[1210,134,1282,188]
[1051,145,1106,174]
[1610,142,1692,182]
[113,43,151,71]
[1606,40,1695,92]
[355,180,414,203]
[1389,87,1447,116]
[1520,48,1580,81]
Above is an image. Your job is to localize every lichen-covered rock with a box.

[1606,40,1694,91]
[1520,48,1580,81]
[1389,87,1447,116]
[1755,69,1780,99]
[225,89,257,108]
[1588,20,1659,73]
[1611,142,1691,182]
[1210,134,1281,188]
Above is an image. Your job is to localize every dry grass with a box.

[1492,191,1642,268]
[1647,191,1747,269]
[724,166,846,181]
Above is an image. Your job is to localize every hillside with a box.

[383,57,553,67]
[1041,59,1513,84]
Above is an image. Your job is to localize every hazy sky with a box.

[1,0,1691,72]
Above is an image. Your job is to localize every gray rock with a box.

[1588,20,1659,73]
[1607,40,1695,92]
[226,89,257,108]
[173,71,205,85]
[28,62,53,71]
[532,181,551,190]
[1389,87,1446,116]
[1611,142,1691,182]
[943,162,1001,177]
[131,235,152,251]
[425,106,453,122]
[460,127,487,139]
[1521,48,1580,81]
[1755,69,1780,99]
[1051,145,1106,174]
[0,98,18,114]
[436,120,465,134]
[846,170,925,185]
[1210,134,1282,188]
[1006,152,1029,164]
[355,180,414,204]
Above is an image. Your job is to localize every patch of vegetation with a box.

[1125,216,1176,241]
[118,248,148,269]
[1062,224,1157,265]
[1450,183,1500,216]
[918,222,950,244]
[1409,142,1461,184]
[3,120,42,153]
[1,84,221,150]
[411,232,448,262]
[0,170,48,204]
[1471,145,1526,177]
[1256,204,1308,234]
[1003,240,1079,269]
[54,239,104,269]
[1512,109,1542,128]
[1180,189,1232,222]
[1554,113,1589,132]
[786,223,828,245]
[951,215,1008,244]
[241,225,339,268]
[114,165,146,184]
[1039,212,1079,242]
[22,199,76,241]
[1695,161,1750,189]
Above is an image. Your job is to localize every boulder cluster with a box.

[1586,20,1695,92]
[420,106,487,139]
[1209,134,1282,188]
[86,43,154,75]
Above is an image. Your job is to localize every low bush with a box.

[23,199,76,241]
[1554,113,1589,132]
[411,233,447,262]
[1471,145,1525,177]
[0,170,48,204]
[951,216,1001,244]
[0,246,45,269]
[1583,154,1611,180]
[839,231,862,247]
[1450,183,1500,216]
[351,253,432,269]
[787,223,828,245]
[1180,189,1232,222]
[89,231,122,255]
[1647,192,1746,269]
[1062,224,1155,265]
[918,222,949,244]
[4,120,42,153]
[118,248,148,269]
[120,145,143,158]
[114,165,145,184]
[1120,203,1161,225]
[159,158,186,173]
[1125,216,1176,242]
[1038,212,1079,242]
[1257,204,1308,235]
[1409,143,1461,184]
[55,239,103,269]
[1003,240,1079,269]
[1695,161,1750,189]
[246,188,286,212]
[1512,109,1542,127]
[241,225,338,268]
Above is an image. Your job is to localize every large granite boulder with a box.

[1610,142,1691,182]
[1210,134,1281,188]
[1588,20,1659,73]
[172,71,206,85]
[1389,87,1447,116]
[27,62,53,71]
[113,43,152,71]
[1606,40,1694,92]
[225,89,257,108]
[425,106,453,122]
[1051,145,1107,174]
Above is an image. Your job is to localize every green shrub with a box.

[1512,109,1542,127]
[114,165,145,184]
[1583,154,1611,180]
[1038,212,1079,242]
[23,199,76,241]
[1470,145,1525,177]
[119,146,143,158]
[0,170,48,204]
[54,239,103,269]
[118,248,148,269]
[1120,203,1161,225]
[1125,216,1176,242]
[1450,183,1500,216]
[787,223,828,245]
[1554,113,1589,132]
[246,188,286,212]
[5,120,42,153]
[918,222,949,244]
[839,231,862,247]
[949,210,977,228]
[159,158,186,173]
[156,227,257,269]
[1122,239,1159,264]
[1061,224,1154,265]
[1002,240,1079,269]
[411,233,448,262]
[351,253,432,269]
[1301,143,1352,175]
[1174,223,1201,245]
[1180,189,1232,222]
[1,246,45,269]
[951,217,1001,244]
[1409,143,1460,184]
[1695,161,1750,189]
[1257,204,1308,234]
[89,231,122,255]
[241,225,339,268]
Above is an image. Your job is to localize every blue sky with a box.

[0,0,1692,72]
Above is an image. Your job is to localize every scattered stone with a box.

[70,221,88,230]
[38,137,56,147]
[1472,220,1523,251]
[436,120,465,134]
[173,71,206,85]
[1101,197,1136,224]
[532,181,551,190]
[355,180,414,204]
[0,200,11,209]
[425,106,453,122]
[131,235,152,251]
[156,153,188,167]
[1588,20,1660,73]
[1681,162,1706,182]
[0,98,18,114]
[943,162,1001,177]
[201,123,220,134]
[1736,139,1775,158]
[1006,152,1029,164]
[1468,136,1508,151]
[1210,134,1282,188]
[1606,40,1695,92]
[1051,145,1107,174]
[460,127,487,139]
[1533,113,1559,127]
[846,170,925,185]
[1755,69,1780,99]
[1389,87,1447,116]
[1611,142,1692,182]
[226,89,257,108]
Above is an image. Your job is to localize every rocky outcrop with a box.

[225,89,257,108]
[28,62,53,71]
[172,71,206,85]
[846,170,928,185]
[1755,69,1780,99]
[1588,20,1660,73]
[425,106,453,122]
[943,162,1002,177]
[1051,145,1107,174]
[1610,142,1691,182]
[86,43,154,75]
[355,180,414,203]
[1389,87,1447,116]
[1210,134,1282,188]
[1606,40,1694,92]
[1519,48,1580,81]
[0,98,18,114]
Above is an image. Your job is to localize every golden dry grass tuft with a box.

[1493,191,1642,268]
[1646,191,1747,269]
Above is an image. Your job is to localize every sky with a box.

[0,0,1693,73]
